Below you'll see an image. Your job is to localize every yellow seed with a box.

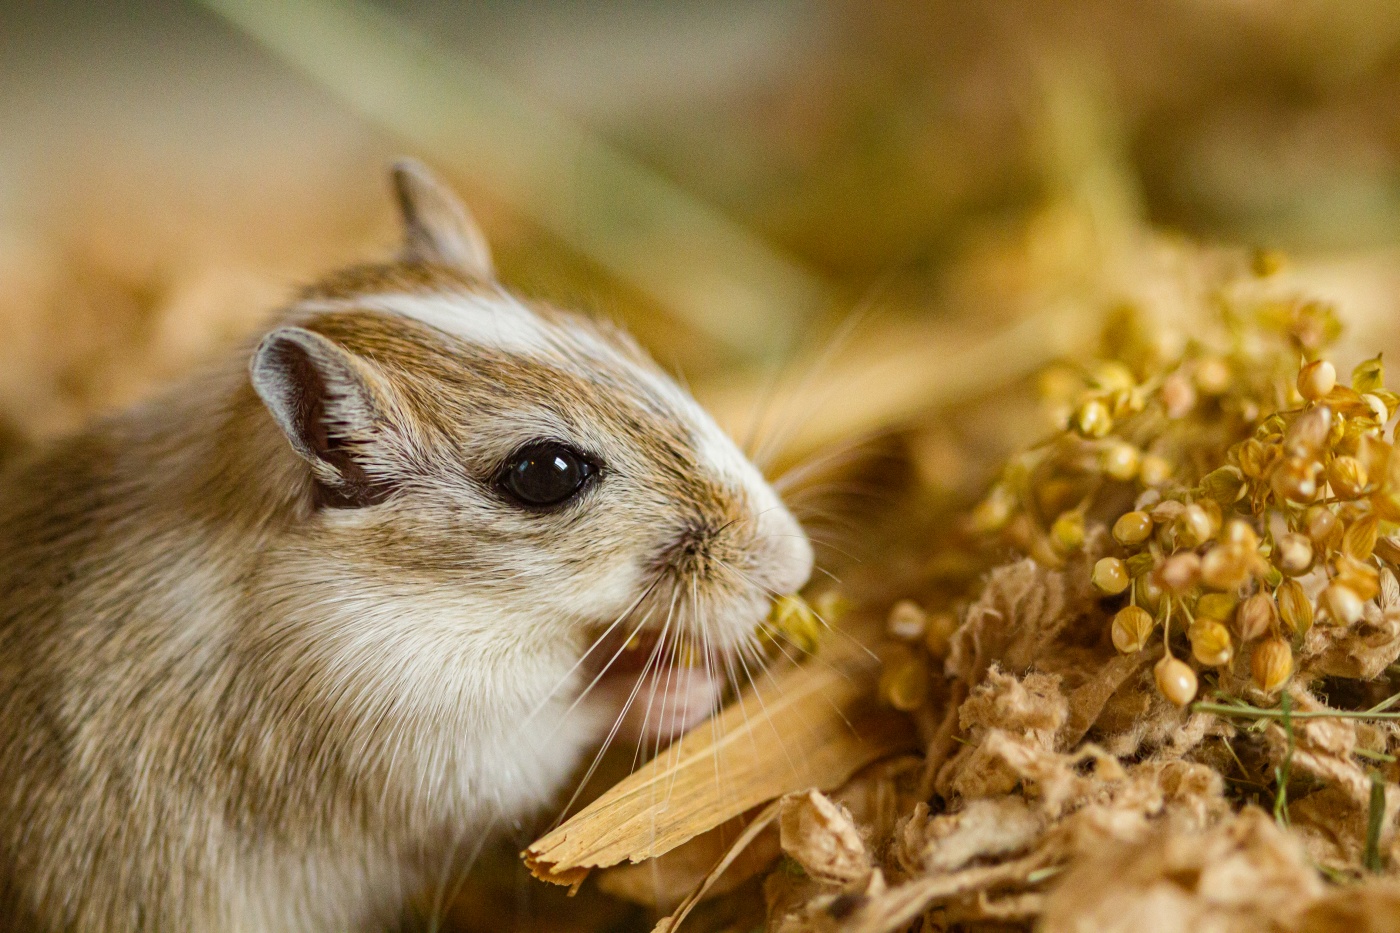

[879,655,929,711]
[1050,511,1086,554]
[1074,399,1114,438]
[1102,443,1141,481]
[768,594,821,653]
[1343,513,1380,561]
[1176,504,1215,549]
[1334,554,1380,601]
[1139,454,1173,487]
[1137,575,1165,613]
[1221,519,1260,550]
[924,610,959,658]
[1276,579,1314,636]
[1320,583,1364,626]
[1154,654,1198,706]
[1156,552,1202,594]
[1274,533,1314,576]
[971,484,1016,533]
[1197,592,1238,621]
[1162,372,1197,419]
[1236,593,1278,642]
[1284,407,1332,458]
[1195,357,1232,395]
[813,590,851,626]
[1237,439,1272,479]
[1113,511,1154,546]
[1298,360,1337,402]
[1189,619,1234,667]
[886,599,927,641]
[1092,557,1131,595]
[1200,545,1251,591]
[1251,638,1294,693]
[1328,456,1368,499]
[1271,458,1319,504]
[1111,606,1155,654]
[1303,506,1340,549]
[1090,361,1137,392]
[1363,393,1389,424]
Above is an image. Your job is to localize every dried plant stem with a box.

[651,801,781,933]
[1193,702,1400,722]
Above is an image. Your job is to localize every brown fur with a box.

[0,162,811,931]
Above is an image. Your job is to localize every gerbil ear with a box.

[250,327,396,508]
[391,158,494,278]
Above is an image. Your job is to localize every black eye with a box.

[498,442,597,509]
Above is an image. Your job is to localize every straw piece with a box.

[524,634,915,886]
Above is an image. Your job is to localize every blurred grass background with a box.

[3,1,1400,929]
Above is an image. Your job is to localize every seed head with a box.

[1221,519,1260,550]
[1177,503,1216,548]
[1102,443,1141,481]
[1155,654,1198,706]
[1092,557,1131,595]
[1238,439,1273,479]
[1236,593,1278,641]
[879,655,930,711]
[1327,456,1368,499]
[1276,579,1314,636]
[1113,511,1153,546]
[1162,372,1197,418]
[1320,583,1364,626]
[1111,606,1155,654]
[1298,359,1337,402]
[1251,637,1294,693]
[971,484,1016,533]
[1189,619,1234,667]
[1074,399,1113,438]
[1200,544,1251,591]
[1342,513,1380,561]
[1271,458,1320,504]
[886,600,928,641]
[1196,592,1237,621]
[1195,356,1232,395]
[1303,506,1340,549]
[1284,407,1333,458]
[1139,455,1173,487]
[1274,533,1314,576]
[923,610,959,658]
[1050,511,1086,554]
[1155,552,1201,594]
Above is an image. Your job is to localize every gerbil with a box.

[0,161,812,932]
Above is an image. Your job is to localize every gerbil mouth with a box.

[580,626,735,743]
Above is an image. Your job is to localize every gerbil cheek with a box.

[557,553,647,623]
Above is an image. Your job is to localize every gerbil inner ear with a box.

[391,157,494,279]
[250,327,395,509]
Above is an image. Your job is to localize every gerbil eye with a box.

[498,442,597,509]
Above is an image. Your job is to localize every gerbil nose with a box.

[759,506,814,595]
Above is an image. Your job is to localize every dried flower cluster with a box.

[966,295,1400,708]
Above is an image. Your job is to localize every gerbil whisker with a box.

[750,300,882,472]
[528,574,663,731]
[547,601,671,829]
[633,587,683,775]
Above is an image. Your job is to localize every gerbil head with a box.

[245,160,812,727]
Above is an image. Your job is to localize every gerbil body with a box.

[0,163,811,931]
